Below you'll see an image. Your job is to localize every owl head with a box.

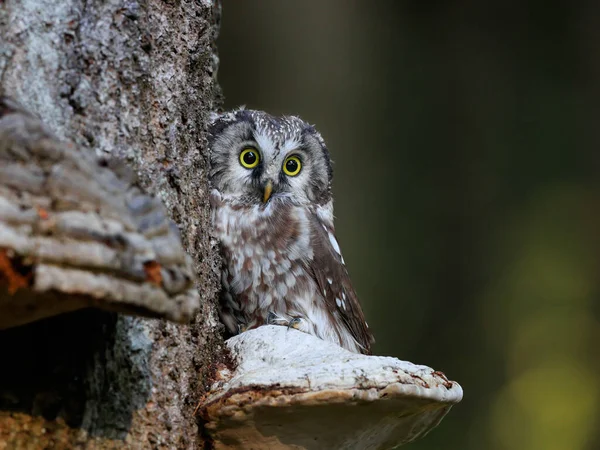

[208,109,333,207]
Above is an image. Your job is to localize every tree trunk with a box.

[0,0,223,448]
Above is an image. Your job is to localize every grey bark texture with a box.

[0,0,223,448]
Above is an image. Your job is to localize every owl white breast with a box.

[208,109,373,354]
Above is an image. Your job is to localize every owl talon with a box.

[266,311,289,327]
[288,317,304,331]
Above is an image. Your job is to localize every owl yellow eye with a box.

[239,148,260,169]
[283,155,302,176]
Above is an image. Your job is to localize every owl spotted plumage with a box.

[208,109,374,354]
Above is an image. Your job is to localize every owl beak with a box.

[263,180,273,203]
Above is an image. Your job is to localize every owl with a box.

[208,109,374,354]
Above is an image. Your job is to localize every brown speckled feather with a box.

[307,214,374,354]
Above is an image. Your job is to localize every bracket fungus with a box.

[201,325,463,449]
[0,98,200,328]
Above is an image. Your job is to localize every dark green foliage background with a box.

[218,2,600,449]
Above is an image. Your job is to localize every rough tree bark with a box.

[0,0,223,448]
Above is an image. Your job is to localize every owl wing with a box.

[307,208,375,354]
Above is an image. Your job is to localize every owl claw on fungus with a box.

[266,311,289,327]
[287,317,304,331]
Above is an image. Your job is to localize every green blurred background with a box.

[217,1,600,449]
